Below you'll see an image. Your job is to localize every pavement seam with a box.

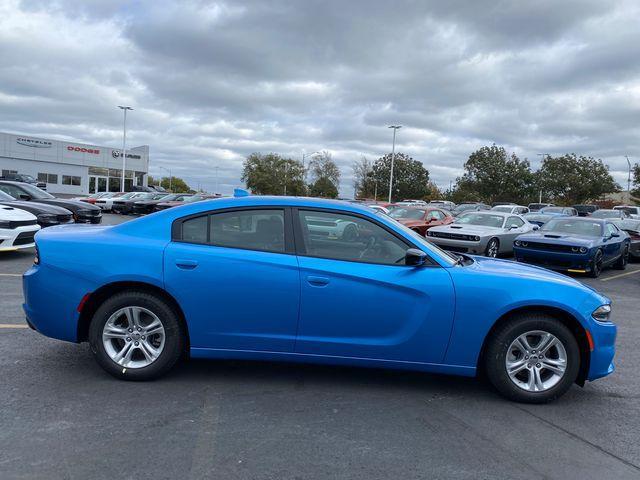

[514,404,640,472]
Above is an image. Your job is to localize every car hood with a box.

[0,204,37,221]
[461,255,606,299]
[0,200,72,215]
[35,199,101,211]
[398,219,426,227]
[430,224,502,235]
[516,232,599,247]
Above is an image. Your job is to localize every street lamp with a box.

[388,125,402,203]
[158,166,172,192]
[536,153,551,203]
[118,106,133,193]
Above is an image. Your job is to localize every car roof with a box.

[460,210,511,218]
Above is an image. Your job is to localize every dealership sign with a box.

[17,137,52,148]
[67,145,100,155]
[112,150,142,160]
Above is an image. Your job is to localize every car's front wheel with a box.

[88,291,185,380]
[485,238,499,257]
[589,249,604,278]
[484,313,580,403]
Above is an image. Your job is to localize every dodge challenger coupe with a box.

[513,217,630,277]
[426,211,536,257]
[23,197,616,403]
[387,206,454,236]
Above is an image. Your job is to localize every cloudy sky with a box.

[1,0,639,195]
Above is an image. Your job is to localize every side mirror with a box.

[508,224,518,230]
[405,248,428,266]
[19,194,31,201]
[611,232,620,238]
[532,225,539,231]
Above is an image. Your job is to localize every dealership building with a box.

[0,131,149,195]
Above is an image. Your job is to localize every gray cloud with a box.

[1,0,639,195]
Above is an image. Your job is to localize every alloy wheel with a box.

[102,306,166,369]
[505,330,567,392]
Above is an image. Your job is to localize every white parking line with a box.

[0,324,28,329]
[0,273,21,277]
[601,268,640,282]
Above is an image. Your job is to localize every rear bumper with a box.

[514,247,593,272]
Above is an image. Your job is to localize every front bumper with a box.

[587,318,617,381]
[514,247,593,272]
[0,225,39,251]
[75,212,102,224]
[427,236,487,254]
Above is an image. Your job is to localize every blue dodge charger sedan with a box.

[23,197,616,403]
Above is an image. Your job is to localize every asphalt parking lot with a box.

[1,214,639,479]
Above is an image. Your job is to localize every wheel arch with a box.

[77,281,190,352]
[477,305,591,386]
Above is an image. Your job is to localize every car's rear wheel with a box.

[485,238,499,258]
[614,244,629,270]
[589,249,604,278]
[484,313,580,403]
[88,291,184,380]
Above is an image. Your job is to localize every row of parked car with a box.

[0,180,106,252]
[78,191,222,215]
[357,199,640,278]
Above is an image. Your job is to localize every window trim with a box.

[292,206,439,267]
[171,206,295,255]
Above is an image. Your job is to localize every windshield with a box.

[388,208,425,220]
[0,190,15,201]
[453,204,478,213]
[492,206,513,213]
[591,210,619,218]
[182,195,203,203]
[377,212,457,266]
[16,183,54,199]
[455,213,504,228]
[21,174,36,181]
[542,218,602,236]
[540,207,564,214]
[613,206,638,214]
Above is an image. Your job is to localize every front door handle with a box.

[307,275,330,287]
[175,259,198,270]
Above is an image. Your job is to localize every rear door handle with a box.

[307,275,330,287]
[175,259,198,270]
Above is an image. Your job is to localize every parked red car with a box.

[387,206,454,235]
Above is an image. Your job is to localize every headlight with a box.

[515,240,521,246]
[37,213,58,223]
[0,220,11,228]
[592,304,612,323]
[580,246,588,253]
[571,246,580,253]
[474,236,480,241]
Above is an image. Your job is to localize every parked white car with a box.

[491,204,530,215]
[0,205,41,251]
[613,205,640,219]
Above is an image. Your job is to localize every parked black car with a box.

[0,190,73,227]
[0,181,102,224]
[112,192,163,214]
[573,204,599,216]
[527,203,554,212]
[132,193,185,215]
[0,173,47,190]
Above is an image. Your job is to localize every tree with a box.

[352,156,377,199]
[241,153,306,195]
[632,163,640,199]
[370,152,430,202]
[308,151,340,198]
[148,175,192,193]
[456,145,535,204]
[535,154,619,204]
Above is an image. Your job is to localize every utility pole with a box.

[388,125,402,203]
[159,166,172,192]
[118,106,133,192]
[626,156,632,202]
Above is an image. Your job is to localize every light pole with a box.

[118,106,133,192]
[626,156,631,202]
[214,166,219,194]
[158,166,172,192]
[536,153,550,203]
[388,125,402,203]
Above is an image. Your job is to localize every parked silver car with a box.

[426,211,537,257]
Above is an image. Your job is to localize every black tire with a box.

[614,244,629,270]
[589,249,604,278]
[88,291,185,381]
[485,238,500,258]
[342,224,358,242]
[484,312,580,403]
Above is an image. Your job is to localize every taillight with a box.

[629,232,640,240]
